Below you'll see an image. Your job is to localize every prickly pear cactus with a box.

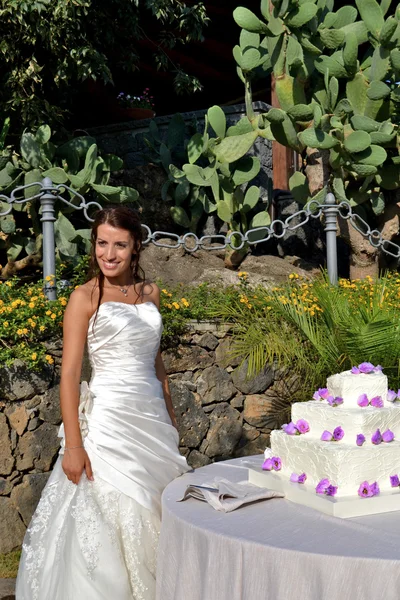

[144,108,273,242]
[0,125,138,277]
[233,0,400,226]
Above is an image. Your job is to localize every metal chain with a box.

[1,182,400,259]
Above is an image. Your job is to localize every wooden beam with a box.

[271,75,294,191]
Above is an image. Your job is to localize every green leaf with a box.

[286,4,318,27]
[7,234,23,260]
[391,48,400,71]
[367,80,391,100]
[346,73,369,115]
[342,32,358,75]
[160,143,172,171]
[214,130,258,164]
[351,115,380,132]
[375,165,400,189]
[287,104,315,121]
[175,180,191,204]
[369,45,390,81]
[355,0,384,39]
[320,28,345,49]
[42,167,69,184]
[227,117,253,136]
[24,169,42,199]
[169,164,185,180]
[289,171,310,204]
[315,56,349,78]
[232,156,260,186]
[91,183,121,197]
[352,145,387,166]
[170,206,191,228]
[233,7,269,33]
[119,186,139,203]
[187,133,203,164]
[242,186,260,212]
[241,47,261,71]
[217,200,233,222]
[286,36,304,70]
[103,154,124,172]
[265,108,286,123]
[334,5,358,28]
[344,130,372,153]
[349,163,378,176]
[183,164,215,186]
[380,16,398,45]
[298,128,339,149]
[35,124,51,145]
[328,77,339,110]
[207,106,226,139]
[20,133,42,168]
[371,192,385,215]
[240,30,260,50]
[332,177,347,202]
[249,210,271,228]
[0,215,15,234]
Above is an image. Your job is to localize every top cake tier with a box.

[327,370,388,407]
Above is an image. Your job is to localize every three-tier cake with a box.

[248,363,400,518]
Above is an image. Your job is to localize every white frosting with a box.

[291,402,400,440]
[271,429,400,497]
[327,370,388,407]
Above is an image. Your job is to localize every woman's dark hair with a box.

[87,206,146,325]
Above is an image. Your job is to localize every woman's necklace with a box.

[105,281,133,297]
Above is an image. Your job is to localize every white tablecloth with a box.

[156,456,400,600]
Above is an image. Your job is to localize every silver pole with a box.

[324,192,338,286]
[40,177,57,300]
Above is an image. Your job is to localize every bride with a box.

[16,206,190,599]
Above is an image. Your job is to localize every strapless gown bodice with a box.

[16,301,190,600]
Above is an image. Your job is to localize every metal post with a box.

[324,192,338,286]
[40,177,57,300]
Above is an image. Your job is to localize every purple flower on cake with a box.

[313,388,330,401]
[357,394,369,407]
[316,478,330,494]
[351,363,383,374]
[326,396,344,407]
[387,389,398,402]
[370,482,380,496]
[358,481,373,497]
[262,456,282,471]
[321,430,333,441]
[356,434,366,446]
[282,422,297,435]
[325,485,338,497]
[390,474,400,487]
[290,472,307,484]
[382,429,394,443]
[262,458,274,471]
[371,429,383,445]
[370,396,383,408]
[272,457,282,471]
[296,419,310,434]
[333,426,344,441]
[282,420,310,435]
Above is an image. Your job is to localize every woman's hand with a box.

[62,447,94,485]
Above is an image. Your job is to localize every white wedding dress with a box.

[16,301,190,600]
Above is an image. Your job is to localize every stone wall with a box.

[0,322,298,553]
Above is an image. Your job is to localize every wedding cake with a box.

[248,363,400,516]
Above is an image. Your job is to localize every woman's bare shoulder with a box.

[137,280,160,304]
[67,279,98,317]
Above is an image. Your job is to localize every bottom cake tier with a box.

[270,430,400,497]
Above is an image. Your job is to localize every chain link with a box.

[1,182,400,260]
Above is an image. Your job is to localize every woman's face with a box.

[95,223,135,279]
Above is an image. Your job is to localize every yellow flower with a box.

[39,325,46,332]
[50,313,57,320]
[31,353,37,360]
[29,302,35,309]
[30,321,36,328]
[3,321,8,328]
[5,281,12,287]
[166,303,172,309]
[46,310,52,316]
[162,289,168,295]
[75,285,80,289]
[22,328,28,334]
[45,275,55,281]
[17,329,23,335]
[172,302,180,310]
[45,355,54,364]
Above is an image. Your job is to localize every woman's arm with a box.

[60,288,94,483]
[151,284,178,429]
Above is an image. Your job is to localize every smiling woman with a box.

[15,206,190,600]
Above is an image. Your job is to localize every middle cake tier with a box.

[291,401,400,440]
[271,430,400,497]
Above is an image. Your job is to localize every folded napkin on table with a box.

[177,477,284,512]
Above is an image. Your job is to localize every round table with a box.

[156,456,400,600]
